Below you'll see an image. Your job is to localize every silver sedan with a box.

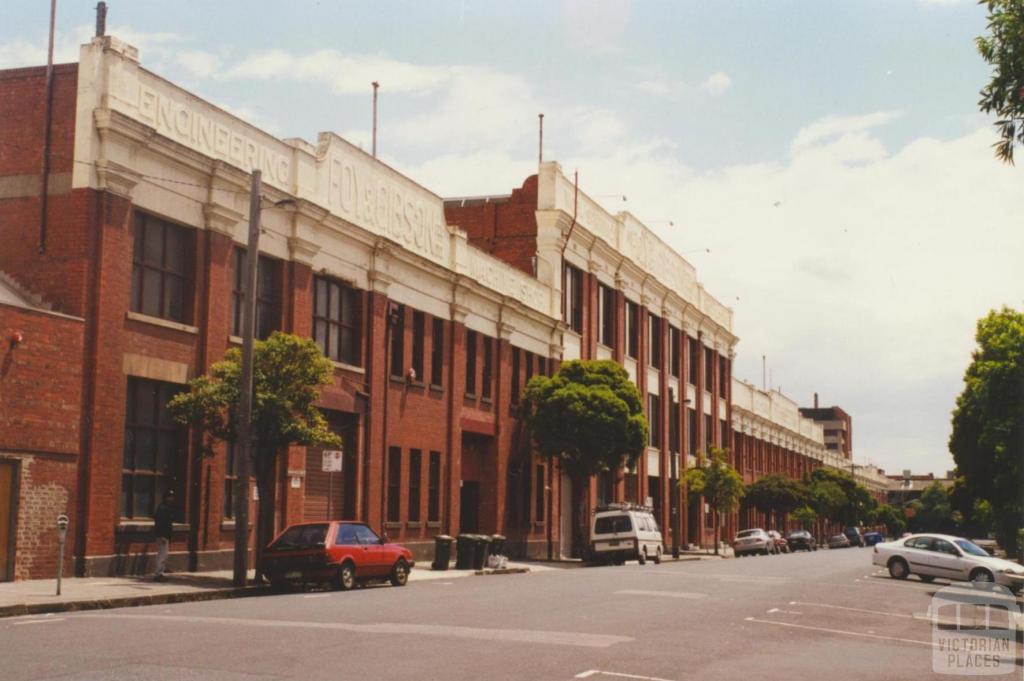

[872,533,1024,592]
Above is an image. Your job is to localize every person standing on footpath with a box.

[153,491,175,581]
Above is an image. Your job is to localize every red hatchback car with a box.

[260,521,414,591]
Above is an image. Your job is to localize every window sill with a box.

[383,521,402,530]
[532,520,546,528]
[429,384,444,393]
[219,520,252,531]
[406,521,423,529]
[332,361,365,375]
[126,311,198,335]
[117,521,190,533]
[427,521,442,529]
[228,335,243,345]
[464,393,477,401]
[480,396,493,405]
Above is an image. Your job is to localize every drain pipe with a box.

[37,0,57,255]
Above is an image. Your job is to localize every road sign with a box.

[322,449,343,472]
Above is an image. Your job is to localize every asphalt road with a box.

[1,547,1020,681]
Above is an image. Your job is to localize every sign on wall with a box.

[322,450,344,473]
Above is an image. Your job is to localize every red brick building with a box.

[0,35,856,578]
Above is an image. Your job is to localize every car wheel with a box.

[638,548,647,565]
[269,575,289,593]
[919,575,936,583]
[969,568,994,584]
[653,547,662,565]
[389,559,410,587]
[888,557,909,580]
[337,561,356,591]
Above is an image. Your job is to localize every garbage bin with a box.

[455,534,477,570]
[490,534,506,558]
[471,534,493,570]
[432,535,454,570]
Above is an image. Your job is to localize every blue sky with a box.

[3,0,1020,476]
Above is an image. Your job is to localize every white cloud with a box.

[176,50,222,79]
[701,71,732,96]
[0,24,182,70]
[790,110,902,153]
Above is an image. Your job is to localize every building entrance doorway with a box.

[0,460,17,582]
[459,481,480,533]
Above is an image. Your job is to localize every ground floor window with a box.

[122,377,186,520]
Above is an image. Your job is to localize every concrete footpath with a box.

[0,562,543,619]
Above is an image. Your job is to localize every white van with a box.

[590,504,665,565]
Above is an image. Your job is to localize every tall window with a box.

[482,336,493,399]
[431,318,444,388]
[704,347,715,392]
[428,451,441,522]
[563,263,583,333]
[313,276,361,366]
[648,314,662,369]
[688,338,699,385]
[122,377,185,519]
[648,393,661,449]
[670,326,681,378]
[705,414,714,448]
[687,408,698,456]
[224,442,238,519]
[535,464,545,520]
[598,283,615,348]
[465,330,478,395]
[387,447,402,522]
[131,212,192,323]
[521,463,532,526]
[525,351,535,385]
[412,311,425,382]
[231,249,278,340]
[624,470,638,503]
[390,306,405,378]
[511,348,521,404]
[408,449,422,522]
[669,398,680,454]
[626,300,640,359]
[719,353,728,396]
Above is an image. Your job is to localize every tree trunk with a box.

[253,455,277,581]
[572,473,589,561]
[713,507,720,555]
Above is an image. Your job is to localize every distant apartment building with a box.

[799,397,853,459]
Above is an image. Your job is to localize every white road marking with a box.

[614,589,706,600]
[13,617,65,626]
[766,607,801,615]
[302,594,329,599]
[788,601,914,619]
[81,613,632,648]
[575,670,678,681]
[744,616,936,648]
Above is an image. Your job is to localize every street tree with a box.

[870,503,906,537]
[683,447,745,555]
[806,468,876,526]
[977,1,1024,162]
[807,478,847,526]
[908,482,958,534]
[169,332,340,568]
[521,359,647,557]
[791,506,818,530]
[949,307,1024,556]
[744,474,807,530]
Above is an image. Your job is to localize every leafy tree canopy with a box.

[684,446,744,554]
[949,307,1024,554]
[521,359,647,477]
[806,467,876,525]
[870,503,906,537]
[977,1,1024,162]
[791,505,818,529]
[744,474,807,527]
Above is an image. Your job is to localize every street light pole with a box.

[232,169,262,587]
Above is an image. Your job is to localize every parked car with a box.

[872,533,1024,593]
[732,528,774,556]
[828,533,851,549]
[863,531,885,546]
[767,530,788,554]
[843,527,865,547]
[590,504,664,565]
[785,530,817,552]
[260,521,414,591]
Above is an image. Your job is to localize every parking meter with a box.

[56,514,69,596]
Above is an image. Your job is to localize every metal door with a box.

[0,460,17,581]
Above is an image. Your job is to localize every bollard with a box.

[55,514,69,596]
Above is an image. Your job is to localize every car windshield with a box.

[270,524,329,550]
[737,529,761,538]
[954,539,989,557]
[595,516,632,534]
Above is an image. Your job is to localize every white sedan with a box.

[872,533,1024,592]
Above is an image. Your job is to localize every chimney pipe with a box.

[814,392,818,409]
[371,81,380,158]
[95,2,107,37]
[538,113,544,165]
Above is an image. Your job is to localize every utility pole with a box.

[538,113,544,165]
[38,0,57,254]
[233,169,262,587]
